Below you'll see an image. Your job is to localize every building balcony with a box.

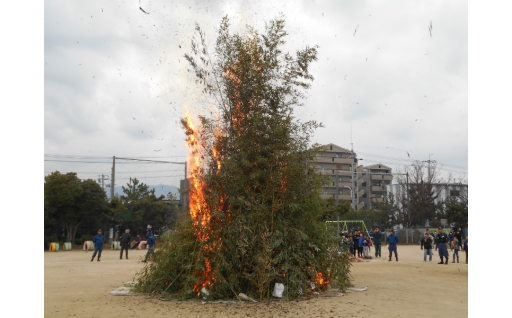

[357,201,365,210]
[358,189,364,198]
[371,186,387,192]
[371,175,393,181]
[338,194,352,201]
[324,182,352,188]
[319,169,352,175]
[372,197,384,203]
[314,157,353,165]
[320,194,352,201]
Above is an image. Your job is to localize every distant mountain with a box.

[105,184,180,199]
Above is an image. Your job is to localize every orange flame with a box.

[184,110,222,296]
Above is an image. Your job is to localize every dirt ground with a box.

[44,245,468,317]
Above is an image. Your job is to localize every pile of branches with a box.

[134,15,352,300]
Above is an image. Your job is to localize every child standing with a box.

[362,235,370,258]
[452,237,460,263]
[358,233,364,258]
[348,237,355,255]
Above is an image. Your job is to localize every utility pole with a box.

[350,143,356,211]
[423,154,436,180]
[109,156,115,244]
[111,156,116,200]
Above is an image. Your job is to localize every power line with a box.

[44,169,184,174]
[116,157,186,165]
[357,152,468,170]
[45,154,188,159]
[44,159,183,164]
[361,158,467,175]
[116,175,183,180]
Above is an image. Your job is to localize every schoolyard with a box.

[44,245,468,317]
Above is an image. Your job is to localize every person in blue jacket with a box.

[143,229,156,262]
[91,229,104,262]
[387,229,399,262]
[436,227,449,265]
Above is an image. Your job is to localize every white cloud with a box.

[44,0,468,185]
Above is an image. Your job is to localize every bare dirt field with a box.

[44,245,468,317]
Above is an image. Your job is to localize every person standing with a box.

[131,235,142,250]
[436,227,449,265]
[464,235,468,264]
[362,235,370,258]
[143,229,156,262]
[387,229,398,262]
[358,233,364,258]
[90,229,104,262]
[353,232,360,258]
[420,232,434,262]
[119,229,132,260]
[340,235,349,251]
[452,237,460,263]
[456,230,463,251]
[368,229,374,253]
[434,231,438,251]
[348,237,355,256]
[114,224,120,242]
[448,229,456,250]
[373,228,382,258]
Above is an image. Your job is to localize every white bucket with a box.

[272,283,285,298]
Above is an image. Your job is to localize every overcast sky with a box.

[44,0,468,188]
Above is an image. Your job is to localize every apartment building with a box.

[358,164,393,210]
[386,183,468,208]
[313,144,394,211]
[313,143,360,208]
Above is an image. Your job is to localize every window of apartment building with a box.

[338,177,343,182]
[362,182,366,187]
[332,158,334,162]
[336,165,342,170]
[330,145,332,150]
[332,182,335,186]
[450,190,460,197]
[332,194,335,199]
[338,189,344,194]
[332,170,335,174]
[316,153,321,157]
[316,164,322,169]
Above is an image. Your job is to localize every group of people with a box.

[90,226,156,263]
[420,227,468,264]
[340,228,385,259]
[340,226,468,264]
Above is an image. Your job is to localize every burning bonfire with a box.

[133,16,352,300]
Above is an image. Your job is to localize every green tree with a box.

[165,191,180,230]
[374,195,399,230]
[44,172,107,243]
[444,196,468,229]
[120,178,169,234]
[135,16,351,300]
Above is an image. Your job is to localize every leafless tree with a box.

[390,161,454,227]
